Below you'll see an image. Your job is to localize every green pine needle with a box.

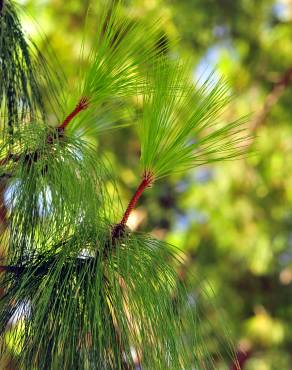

[139,60,250,179]
[0,122,117,258]
[61,1,166,135]
[0,0,45,135]
[0,227,232,369]
[0,2,246,369]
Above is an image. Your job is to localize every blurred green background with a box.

[17,0,292,369]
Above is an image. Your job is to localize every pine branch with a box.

[139,60,250,180]
[0,174,10,230]
[57,96,89,132]
[0,97,90,168]
[0,2,245,368]
[230,349,252,370]
[122,172,153,225]
[58,2,165,136]
[0,0,47,133]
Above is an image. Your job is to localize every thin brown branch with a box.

[120,171,154,226]
[112,171,154,239]
[0,175,10,231]
[0,97,90,168]
[108,171,154,250]
[230,349,252,370]
[251,68,292,131]
[58,96,89,132]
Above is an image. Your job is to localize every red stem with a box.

[58,97,89,131]
[0,97,90,166]
[230,349,252,370]
[120,172,154,226]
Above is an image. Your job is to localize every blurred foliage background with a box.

[15,0,292,368]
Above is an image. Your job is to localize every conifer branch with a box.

[0,97,89,167]
[0,2,244,367]
[111,172,153,240]
[0,174,10,229]
[58,96,89,132]
[230,349,252,370]
[120,171,153,227]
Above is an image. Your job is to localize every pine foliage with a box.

[0,0,45,135]
[0,229,220,369]
[0,1,248,369]
[0,122,113,258]
[61,2,165,135]
[140,61,248,179]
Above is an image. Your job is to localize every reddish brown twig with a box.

[0,153,13,166]
[0,174,11,229]
[111,171,154,240]
[58,96,89,132]
[251,68,292,131]
[0,97,90,167]
[230,349,252,370]
[121,171,154,226]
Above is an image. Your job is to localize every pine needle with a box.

[61,1,165,135]
[139,60,250,179]
[0,0,45,138]
[0,2,246,369]
[0,122,117,259]
[0,228,232,369]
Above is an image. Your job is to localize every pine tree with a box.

[0,1,248,369]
